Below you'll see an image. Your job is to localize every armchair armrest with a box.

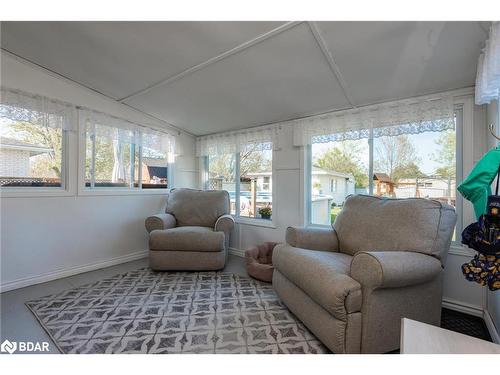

[285,226,339,252]
[145,213,176,233]
[350,251,442,289]
[215,214,235,234]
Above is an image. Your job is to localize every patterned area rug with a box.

[26,268,329,354]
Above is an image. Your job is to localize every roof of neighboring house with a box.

[245,171,272,177]
[312,166,354,180]
[147,166,168,179]
[373,173,393,183]
[246,167,355,180]
[0,137,52,155]
[142,157,167,167]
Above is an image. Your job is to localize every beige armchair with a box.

[145,188,234,271]
[272,195,456,354]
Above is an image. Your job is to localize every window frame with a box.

[305,104,465,245]
[203,143,275,226]
[78,122,173,196]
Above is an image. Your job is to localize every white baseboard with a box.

[484,309,500,344]
[229,247,245,258]
[0,250,148,293]
[442,297,484,317]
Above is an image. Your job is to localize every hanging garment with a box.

[461,163,500,256]
[459,149,500,290]
[462,253,500,291]
[457,147,500,219]
[462,195,500,255]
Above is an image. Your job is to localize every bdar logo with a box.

[1,340,17,354]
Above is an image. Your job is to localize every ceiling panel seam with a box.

[1,48,194,137]
[118,21,303,103]
[307,22,356,108]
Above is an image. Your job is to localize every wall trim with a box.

[448,245,475,257]
[442,297,484,317]
[0,250,148,293]
[229,247,245,258]
[484,309,500,344]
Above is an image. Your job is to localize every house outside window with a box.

[0,136,61,187]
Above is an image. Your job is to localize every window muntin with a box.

[309,111,461,230]
[0,115,64,188]
[206,142,273,220]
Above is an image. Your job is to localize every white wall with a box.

[486,99,500,342]
[218,95,491,320]
[0,52,198,291]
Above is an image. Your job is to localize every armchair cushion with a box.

[273,244,361,321]
[149,226,224,252]
[334,195,456,263]
[166,188,230,227]
[285,226,339,252]
[350,251,442,289]
[145,213,176,233]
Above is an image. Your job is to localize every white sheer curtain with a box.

[196,124,279,156]
[292,92,456,145]
[82,109,177,183]
[0,87,76,131]
[476,22,500,105]
[80,109,176,156]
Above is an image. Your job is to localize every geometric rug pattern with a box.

[26,269,329,354]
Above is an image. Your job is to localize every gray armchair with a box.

[145,188,234,271]
[272,194,456,354]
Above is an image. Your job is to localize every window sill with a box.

[0,188,73,198]
[78,188,170,197]
[234,217,276,229]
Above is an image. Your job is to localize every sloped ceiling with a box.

[0,21,489,136]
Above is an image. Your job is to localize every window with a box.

[263,176,271,191]
[373,130,456,204]
[206,142,273,220]
[330,179,337,193]
[239,142,272,219]
[309,109,462,231]
[85,125,135,188]
[0,88,72,189]
[83,111,174,191]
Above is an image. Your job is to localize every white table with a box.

[401,318,500,354]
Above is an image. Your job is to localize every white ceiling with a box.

[0,21,489,136]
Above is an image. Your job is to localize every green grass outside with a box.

[331,206,342,224]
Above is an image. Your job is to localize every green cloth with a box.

[457,147,500,219]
